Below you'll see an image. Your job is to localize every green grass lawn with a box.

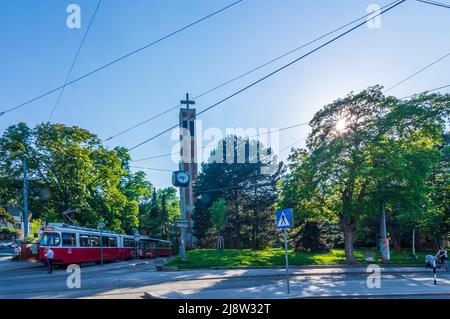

[166,248,431,269]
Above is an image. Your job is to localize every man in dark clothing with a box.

[436,247,448,272]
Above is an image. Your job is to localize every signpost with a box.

[276,208,293,294]
[23,158,29,241]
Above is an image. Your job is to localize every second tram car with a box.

[38,224,172,265]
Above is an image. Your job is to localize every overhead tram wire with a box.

[144,82,449,167]
[127,0,407,152]
[130,137,309,194]
[131,121,309,162]
[0,0,243,117]
[383,52,450,94]
[131,81,450,164]
[400,84,450,99]
[127,134,309,197]
[104,0,402,142]
[48,0,103,122]
[416,0,450,9]
[192,137,309,195]
[130,81,450,162]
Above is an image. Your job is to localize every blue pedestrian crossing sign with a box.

[276,209,293,229]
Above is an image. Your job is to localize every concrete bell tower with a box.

[179,93,198,248]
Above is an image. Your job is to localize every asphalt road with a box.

[0,247,14,256]
[0,258,449,299]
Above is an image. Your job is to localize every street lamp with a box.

[97,221,105,265]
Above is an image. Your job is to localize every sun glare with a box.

[335,118,347,132]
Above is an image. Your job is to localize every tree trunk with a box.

[433,237,441,251]
[387,223,401,253]
[217,232,224,251]
[415,228,422,251]
[341,217,357,264]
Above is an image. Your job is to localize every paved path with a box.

[143,273,450,299]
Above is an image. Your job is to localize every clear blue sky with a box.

[1,0,449,188]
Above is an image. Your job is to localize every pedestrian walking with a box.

[14,244,21,256]
[45,247,54,274]
[436,247,448,272]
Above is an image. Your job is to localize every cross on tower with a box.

[180,93,195,109]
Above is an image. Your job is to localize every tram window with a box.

[40,233,61,247]
[80,235,90,247]
[158,242,170,249]
[109,237,117,247]
[91,236,100,247]
[124,239,134,248]
[62,233,76,247]
[101,236,109,247]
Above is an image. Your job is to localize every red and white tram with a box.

[38,224,172,265]
[138,237,172,258]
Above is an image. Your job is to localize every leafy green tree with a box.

[0,122,152,234]
[27,219,43,242]
[138,187,179,240]
[211,198,227,250]
[281,87,449,263]
[423,130,450,249]
[193,135,284,249]
[283,87,389,263]
[0,207,15,227]
[370,93,450,252]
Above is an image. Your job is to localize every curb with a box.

[165,264,426,271]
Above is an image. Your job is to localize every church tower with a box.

[179,93,198,248]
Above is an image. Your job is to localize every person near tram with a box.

[45,247,54,274]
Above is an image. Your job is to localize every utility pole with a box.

[379,202,390,262]
[380,202,387,239]
[23,158,29,241]
[179,186,186,260]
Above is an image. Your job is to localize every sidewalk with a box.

[144,277,450,299]
[144,267,450,299]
